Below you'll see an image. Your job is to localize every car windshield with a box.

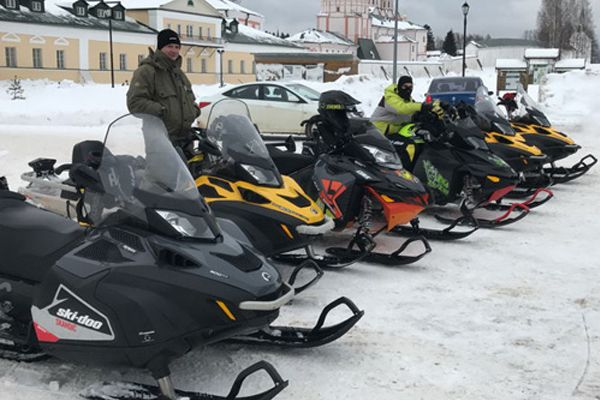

[286,83,321,101]
[429,78,482,93]
[205,99,283,186]
[88,114,219,239]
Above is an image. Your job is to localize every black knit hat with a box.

[157,29,181,49]
[397,75,413,87]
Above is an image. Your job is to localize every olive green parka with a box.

[127,48,200,141]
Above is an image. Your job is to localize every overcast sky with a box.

[241,0,600,40]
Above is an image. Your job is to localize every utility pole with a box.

[392,0,399,83]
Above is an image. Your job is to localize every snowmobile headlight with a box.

[156,210,216,239]
[362,145,402,169]
[240,164,280,186]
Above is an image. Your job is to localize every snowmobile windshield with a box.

[474,88,515,136]
[517,84,551,126]
[206,99,283,187]
[88,114,220,240]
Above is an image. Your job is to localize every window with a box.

[201,58,207,73]
[138,54,144,66]
[186,57,192,73]
[198,27,203,38]
[76,6,86,16]
[207,28,211,39]
[32,48,43,68]
[5,47,17,67]
[97,8,111,18]
[119,53,127,70]
[56,50,65,69]
[6,0,16,8]
[99,52,107,70]
[263,85,299,102]
[31,1,42,11]
[227,59,233,73]
[224,85,259,100]
[167,23,171,29]
[240,60,245,74]
[186,25,193,37]
[177,24,181,35]
[252,61,256,74]
[113,10,123,20]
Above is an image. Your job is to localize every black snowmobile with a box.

[266,91,434,265]
[0,114,363,400]
[465,89,554,204]
[391,106,529,229]
[498,83,597,183]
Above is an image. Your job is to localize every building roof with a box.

[254,52,353,62]
[525,48,560,58]
[223,22,302,49]
[118,0,220,17]
[204,0,263,18]
[288,29,354,46]
[369,13,425,31]
[472,38,543,48]
[375,34,415,43]
[555,58,586,69]
[0,0,155,33]
[496,59,527,69]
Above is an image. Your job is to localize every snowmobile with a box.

[392,105,529,229]
[267,90,434,265]
[0,114,363,400]
[189,99,366,271]
[465,89,554,204]
[498,83,597,183]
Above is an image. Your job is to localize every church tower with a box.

[316,0,395,43]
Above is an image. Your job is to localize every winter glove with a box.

[422,100,444,119]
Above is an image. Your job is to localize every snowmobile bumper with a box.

[295,216,335,235]
[544,153,597,184]
[239,282,295,311]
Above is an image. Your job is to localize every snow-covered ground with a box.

[0,69,599,400]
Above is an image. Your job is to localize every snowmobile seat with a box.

[0,191,85,282]
[267,146,315,176]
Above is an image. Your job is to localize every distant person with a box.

[127,29,200,146]
[370,75,444,137]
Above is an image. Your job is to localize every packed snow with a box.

[0,68,599,400]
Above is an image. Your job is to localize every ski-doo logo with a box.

[261,272,273,282]
[55,308,104,330]
[46,285,114,337]
[423,160,449,196]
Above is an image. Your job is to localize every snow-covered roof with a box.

[0,0,155,33]
[496,59,527,69]
[288,29,354,46]
[118,0,220,16]
[223,23,302,49]
[525,48,560,59]
[555,58,586,69]
[370,13,425,31]
[375,34,415,43]
[204,0,263,18]
[116,0,171,9]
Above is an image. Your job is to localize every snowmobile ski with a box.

[543,154,597,184]
[228,297,363,348]
[392,215,479,241]
[81,361,287,400]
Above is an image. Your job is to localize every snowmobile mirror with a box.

[0,176,8,191]
[488,91,494,96]
[70,163,104,193]
[197,139,222,156]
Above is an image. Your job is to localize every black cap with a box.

[157,29,181,50]
[397,75,413,87]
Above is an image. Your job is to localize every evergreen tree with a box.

[442,30,457,56]
[424,24,436,51]
[7,76,25,100]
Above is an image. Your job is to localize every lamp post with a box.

[392,0,399,83]
[107,8,115,88]
[462,1,470,77]
[217,49,224,87]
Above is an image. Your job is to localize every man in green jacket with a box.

[127,29,200,145]
[370,76,443,137]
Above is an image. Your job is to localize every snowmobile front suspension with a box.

[287,260,324,294]
[544,154,597,184]
[227,297,363,348]
[392,215,479,241]
[81,361,288,400]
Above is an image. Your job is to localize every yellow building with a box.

[1,0,305,84]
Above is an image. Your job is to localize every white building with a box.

[466,38,543,68]
[204,0,264,30]
[287,29,357,56]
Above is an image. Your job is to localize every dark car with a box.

[426,77,489,106]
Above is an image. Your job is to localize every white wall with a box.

[376,41,414,61]
[358,55,481,79]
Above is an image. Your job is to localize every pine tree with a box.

[424,24,436,51]
[7,75,25,100]
[442,30,457,56]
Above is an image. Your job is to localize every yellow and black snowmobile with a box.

[498,84,597,183]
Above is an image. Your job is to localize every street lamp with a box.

[392,0,399,83]
[217,49,225,87]
[462,1,470,77]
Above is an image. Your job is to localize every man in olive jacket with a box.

[127,29,200,144]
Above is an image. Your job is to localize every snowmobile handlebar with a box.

[239,282,295,311]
